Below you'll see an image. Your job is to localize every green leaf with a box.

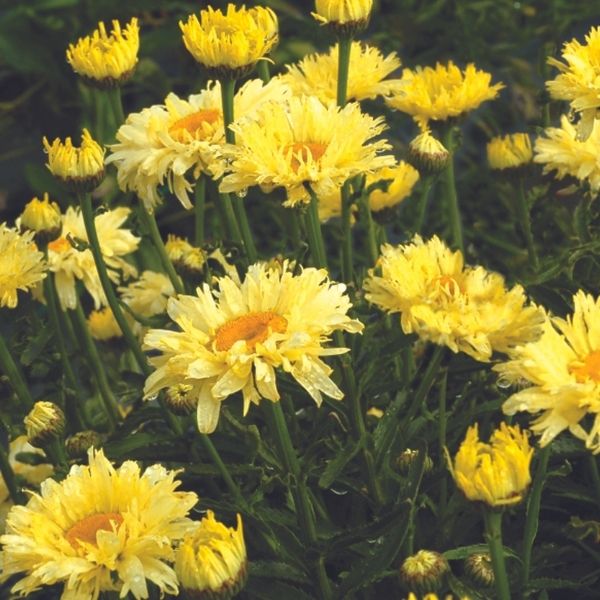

[318,439,363,489]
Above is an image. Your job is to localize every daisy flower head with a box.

[546,26,600,141]
[0,224,47,309]
[180,4,278,78]
[19,192,62,244]
[367,162,420,213]
[385,61,503,127]
[496,291,600,452]
[107,78,289,211]
[0,448,197,599]
[220,95,395,208]
[534,115,600,193]
[282,42,401,103]
[312,0,373,34]
[363,235,543,362]
[66,18,139,88]
[143,261,364,433]
[487,133,533,171]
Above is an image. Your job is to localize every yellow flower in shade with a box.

[367,162,420,212]
[450,423,533,507]
[487,133,533,171]
[47,206,139,311]
[0,224,46,309]
[24,401,65,448]
[87,307,122,341]
[66,18,139,87]
[19,193,62,242]
[312,0,373,33]
[175,511,247,599]
[0,437,52,534]
[164,235,207,277]
[363,235,543,362]
[220,95,395,207]
[0,449,197,599]
[143,262,363,433]
[495,292,600,452]
[119,270,175,319]
[43,129,105,192]
[282,42,401,103]
[107,78,288,211]
[385,62,503,126]
[180,4,278,78]
[546,26,600,141]
[408,128,450,175]
[405,593,470,600]
[399,550,449,594]
[534,115,600,192]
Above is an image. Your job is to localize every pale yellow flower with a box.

[143,262,363,433]
[180,4,278,77]
[367,162,420,212]
[385,62,503,126]
[47,206,139,311]
[496,292,600,452]
[19,193,62,240]
[119,270,175,318]
[312,0,373,28]
[0,224,46,309]
[487,133,533,170]
[175,511,246,598]
[0,449,197,599]
[282,41,401,103]
[43,129,105,191]
[87,307,122,341]
[363,235,543,362]
[220,95,395,207]
[534,115,600,192]
[66,18,139,86]
[547,26,600,140]
[107,78,288,210]
[164,235,206,275]
[450,423,533,507]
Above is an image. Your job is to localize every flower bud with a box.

[165,235,206,279]
[165,384,198,416]
[87,308,122,341]
[396,448,434,475]
[464,552,494,587]
[312,0,373,35]
[25,402,65,448]
[487,133,533,172]
[399,550,449,594]
[408,130,450,175]
[20,193,62,244]
[65,430,105,459]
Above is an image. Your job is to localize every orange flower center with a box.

[65,512,124,550]
[169,109,221,140]
[570,350,600,383]
[286,142,328,172]
[47,237,71,253]
[433,274,463,294]
[215,311,288,352]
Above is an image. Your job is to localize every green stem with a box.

[484,509,512,600]
[404,345,446,422]
[516,178,539,270]
[521,445,551,593]
[438,369,448,521]
[194,176,206,246]
[0,434,25,504]
[78,192,149,374]
[362,191,379,265]
[107,87,125,127]
[304,186,328,268]
[0,328,33,409]
[415,175,433,233]
[340,180,354,282]
[233,195,258,263]
[442,127,463,253]
[336,35,352,107]
[138,206,184,295]
[256,59,271,83]
[72,300,120,430]
[588,455,600,509]
[43,275,86,429]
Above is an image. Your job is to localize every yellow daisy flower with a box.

[66,18,139,87]
[107,78,288,211]
[534,115,600,192]
[180,4,278,78]
[143,262,363,433]
[175,511,247,598]
[47,206,139,311]
[450,423,533,507]
[363,235,543,362]
[547,26,600,141]
[19,192,62,242]
[487,133,533,171]
[367,162,420,212]
[282,41,401,103]
[43,129,105,192]
[0,448,197,599]
[496,292,600,452]
[0,224,47,309]
[385,61,503,126]
[119,270,175,318]
[220,95,395,207]
[312,0,373,32]
[87,307,122,341]
[164,235,206,276]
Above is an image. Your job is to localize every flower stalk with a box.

[305,186,328,268]
[194,176,206,246]
[516,178,539,270]
[483,509,512,600]
[0,329,33,410]
[0,435,25,504]
[442,126,464,253]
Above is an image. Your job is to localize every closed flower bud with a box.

[43,129,105,193]
[165,384,198,416]
[175,511,247,600]
[87,307,122,341]
[165,235,206,278]
[487,133,533,172]
[20,193,62,244]
[396,448,434,475]
[464,552,494,587]
[408,130,450,175]
[399,550,449,594]
[312,0,373,35]
[65,430,105,458]
[25,402,65,448]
